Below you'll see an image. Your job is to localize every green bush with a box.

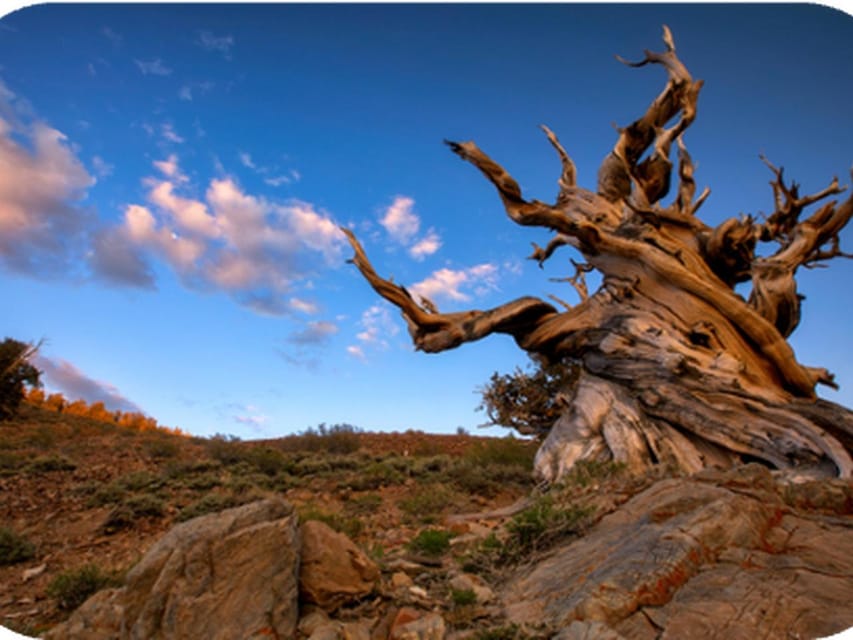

[407,529,454,556]
[398,484,456,523]
[463,437,536,470]
[47,564,121,611]
[505,496,594,557]
[285,423,362,454]
[346,461,404,491]
[142,437,179,460]
[299,505,364,539]
[27,454,76,473]
[176,493,246,522]
[451,588,477,607]
[101,494,165,533]
[0,527,36,565]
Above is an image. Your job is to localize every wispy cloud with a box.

[238,150,300,187]
[354,304,400,351]
[35,354,143,414]
[409,263,499,304]
[195,31,234,59]
[91,155,114,178]
[178,81,214,102]
[101,26,122,47]
[90,155,346,315]
[0,81,95,276]
[289,297,319,314]
[288,321,339,346]
[264,170,301,187]
[160,123,184,144]
[134,58,173,77]
[232,404,268,433]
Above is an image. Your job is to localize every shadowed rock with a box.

[45,498,300,640]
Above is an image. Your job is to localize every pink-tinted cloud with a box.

[90,156,346,315]
[409,229,442,260]
[0,85,95,276]
[35,354,143,414]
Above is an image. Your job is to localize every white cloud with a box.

[195,31,234,59]
[91,156,346,315]
[0,93,95,275]
[264,169,301,187]
[380,196,420,244]
[355,304,400,349]
[410,263,499,304]
[134,58,173,76]
[409,229,442,260]
[178,81,215,102]
[101,26,122,47]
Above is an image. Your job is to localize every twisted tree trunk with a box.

[343,27,853,483]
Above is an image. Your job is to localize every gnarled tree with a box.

[343,27,853,483]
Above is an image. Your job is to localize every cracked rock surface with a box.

[501,464,853,639]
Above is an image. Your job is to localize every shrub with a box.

[478,357,579,438]
[176,493,250,522]
[451,588,477,607]
[117,470,164,492]
[0,527,36,565]
[101,494,165,534]
[47,564,121,611]
[399,484,456,523]
[285,423,362,454]
[346,461,404,491]
[407,529,454,556]
[505,496,594,557]
[27,454,76,473]
[299,505,364,539]
[463,437,536,470]
[142,436,179,460]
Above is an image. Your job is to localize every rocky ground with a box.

[2,404,853,639]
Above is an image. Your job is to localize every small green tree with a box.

[0,338,41,421]
[478,357,579,438]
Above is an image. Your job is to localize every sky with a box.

[0,4,851,439]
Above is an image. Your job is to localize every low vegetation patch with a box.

[47,564,122,611]
[408,528,454,556]
[0,526,36,565]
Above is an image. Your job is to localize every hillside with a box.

[0,403,536,637]
[3,403,853,639]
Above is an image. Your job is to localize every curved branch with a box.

[342,227,559,353]
[540,124,577,203]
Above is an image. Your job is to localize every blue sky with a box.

[0,4,851,438]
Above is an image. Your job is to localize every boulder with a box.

[501,464,853,639]
[45,498,300,640]
[299,519,380,610]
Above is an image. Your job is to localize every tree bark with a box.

[343,27,853,482]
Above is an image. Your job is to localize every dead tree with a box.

[343,27,853,482]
